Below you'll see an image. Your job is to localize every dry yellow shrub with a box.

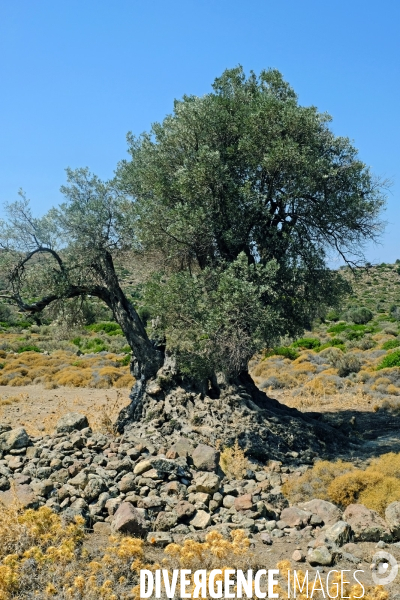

[220,440,250,479]
[303,375,339,396]
[284,453,400,516]
[328,470,383,508]
[0,350,134,389]
[282,459,355,504]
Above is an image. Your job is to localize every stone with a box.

[0,483,38,508]
[105,498,121,516]
[260,532,272,545]
[234,494,254,512]
[324,520,352,547]
[70,433,86,449]
[31,479,54,498]
[111,502,148,536]
[300,499,342,527]
[192,444,219,472]
[308,546,333,566]
[82,477,106,502]
[222,495,236,509]
[343,504,392,542]
[385,502,400,540]
[26,446,41,459]
[155,511,178,531]
[62,498,89,524]
[58,484,77,502]
[175,500,196,521]
[93,522,112,535]
[147,531,173,547]
[341,543,364,560]
[118,473,136,493]
[69,470,89,490]
[280,507,311,528]
[190,510,211,529]
[292,550,305,562]
[150,457,184,475]
[56,413,89,433]
[137,496,165,511]
[0,427,30,451]
[134,459,152,475]
[170,438,194,458]
[37,467,52,480]
[194,472,220,494]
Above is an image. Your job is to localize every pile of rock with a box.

[1,413,400,565]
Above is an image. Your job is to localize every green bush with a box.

[86,322,123,336]
[292,338,321,350]
[348,307,373,325]
[382,339,400,350]
[17,345,41,353]
[327,322,347,334]
[118,354,131,366]
[377,350,400,370]
[265,347,299,360]
[326,309,340,322]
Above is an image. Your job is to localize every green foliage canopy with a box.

[116,67,386,376]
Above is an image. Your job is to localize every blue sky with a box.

[0,0,399,264]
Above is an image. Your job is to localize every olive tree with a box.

[0,171,163,378]
[0,67,386,387]
[115,67,386,378]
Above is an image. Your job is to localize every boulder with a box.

[56,413,89,433]
[175,500,196,521]
[385,502,400,540]
[30,479,54,498]
[0,483,38,508]
[190,510,211,529]
[118,473,136,493]
[222,495,236,509]
[324,520,352,546]
[194,472,220,494]
[234,494,254,512]
[93,522,112,535]
[300,499,342,526]
[280,507,311,528]
[343,504,392,542]
[169,438,194,458]
[260,532,272,545]
[308,546,333,566]
[82,477,106,502]
[62,498,89,525]
[0,427,30,452]
[292,550,305,562]
[69,470,89,490]
[192,444,219,472]
[134,459,152,475]
[147,532,173,547]
[111,502,148,536]
[137,496,165,511]
[155,511,178,531]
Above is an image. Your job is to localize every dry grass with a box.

[283,453,400,516]
[0,498,388,600]
[0,351,134,389]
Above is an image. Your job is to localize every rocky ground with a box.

[2,411,400,597]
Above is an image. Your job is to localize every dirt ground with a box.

[0,384,131,436]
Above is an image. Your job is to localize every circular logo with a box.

[371,551,398,585]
